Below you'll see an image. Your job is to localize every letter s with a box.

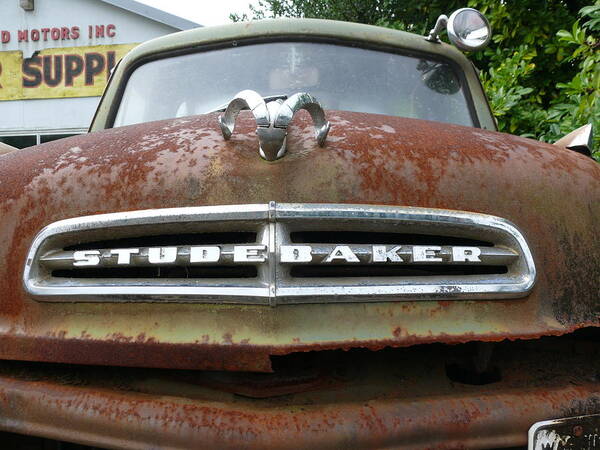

[73,250,101,266]
[22,55,42,88]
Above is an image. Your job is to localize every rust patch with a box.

[0,339,597,450]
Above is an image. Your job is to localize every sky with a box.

[136,0,259,27]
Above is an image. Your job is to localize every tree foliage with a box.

[232,1,600,160]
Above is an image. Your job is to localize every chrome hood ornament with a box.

[218,90,330,161]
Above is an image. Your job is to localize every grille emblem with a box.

[69,244,485,266]
[23,203,536,305]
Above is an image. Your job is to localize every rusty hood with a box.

[0,111,598,372]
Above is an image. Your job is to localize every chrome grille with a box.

[24,203,536,304]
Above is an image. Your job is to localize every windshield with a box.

[113,42,474,128]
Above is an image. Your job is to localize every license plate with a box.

[529,414,600,449]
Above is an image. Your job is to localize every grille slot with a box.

[53,266,258,279]
[23,203,536,304]
[290,231,492,247]
[64,232,257,251]
[290,264,508,278]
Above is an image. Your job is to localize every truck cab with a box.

[0,13,598,449]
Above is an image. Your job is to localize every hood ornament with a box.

[218,90,330,161]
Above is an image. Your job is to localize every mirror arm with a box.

[426,15,448,42]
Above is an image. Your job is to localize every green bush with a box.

[232,0,599,160]
[477,1,599,158]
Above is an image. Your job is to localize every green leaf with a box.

[557,30,573,40]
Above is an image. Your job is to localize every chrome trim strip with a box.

[23,203,536,304]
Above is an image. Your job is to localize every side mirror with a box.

[426,8,491,52]
[554,124,594,157]
[0,142,18,156]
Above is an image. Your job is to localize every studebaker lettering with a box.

[70,244,484,266]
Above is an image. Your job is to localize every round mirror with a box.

[447,8,491,51]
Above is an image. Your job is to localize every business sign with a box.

[0,24,117,44]
[0,43,136,101]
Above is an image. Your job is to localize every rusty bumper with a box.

[1,376,598,449]
[0,336,597,449]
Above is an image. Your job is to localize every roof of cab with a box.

[123,18,468,66]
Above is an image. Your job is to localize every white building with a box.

[0,0,199,148]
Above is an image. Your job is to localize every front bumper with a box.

[0,335,597,449]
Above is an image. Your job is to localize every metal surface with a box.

[24,203,535,303]
[0,335,597,449]
[555,123,594,157]
[446,8,491,52]
[528,414,600,449]
[0,110,598,371]
[40,244,517,268]
[89,18,498,132]
[272,93,330,145]
[427,14,449,42]
[219,90,330,160]
[218,90,271,137]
